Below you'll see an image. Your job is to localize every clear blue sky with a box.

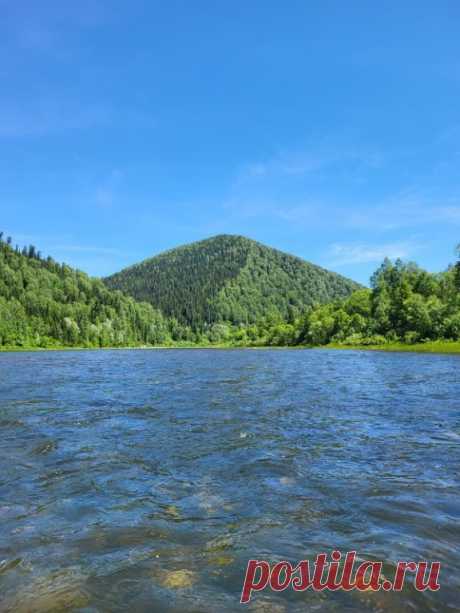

[1,1,459,284]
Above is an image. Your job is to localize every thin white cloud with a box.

[245,162,268,177]
[2,231,129,258]
[238,146,384,183]
[231,143,460,235]
[0,104,109,138]
[0,99,155,139]
[436,205,460,223]
[222,187,460,238]
[345,195,460,231]
[95,187,114,208]
[92,169,124,209]
[327,240,420,266]
[274,203,323,223]
[51,245,124,255]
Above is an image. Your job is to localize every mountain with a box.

[0,236,170,348]
[104,235,361,329]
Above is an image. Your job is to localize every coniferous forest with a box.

[104,235,361,329]
[0,233,170,348]
[0,231,459,350]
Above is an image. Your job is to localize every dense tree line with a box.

[235,255,460,347]
[1,231,458,349]
[104,234,361,329]
[0,235,173,347]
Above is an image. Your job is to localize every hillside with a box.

[0,235,170,348]
[1,232,458,349]
[104,235,361,329]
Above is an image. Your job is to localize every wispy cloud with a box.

[435,205,460,223]
[239,146,384,182]
[0,102,109,138]
[243,154,323,179]
[327,240,420,266]
[223,180,460,234]
[345,192,460,231]
[224,143,389,231]
[51,245,124,255]
[0,103,157,138]
[3,1,110,52]
[228,135,460,238]
[92,169,124,209]
[3,231,131,258]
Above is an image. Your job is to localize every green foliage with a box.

[283,258,460,347]
[104,235,361,330]
[207,323,231,344]
[0,237,172,348]
[455,244,460,291]
[1,232,459,350]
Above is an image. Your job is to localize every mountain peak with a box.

[104,236,361,329]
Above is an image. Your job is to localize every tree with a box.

[455,243,460,291]
[402,294,431,339]
[208,323,231,344]
[372,285,392,335]
[0,232,173,348]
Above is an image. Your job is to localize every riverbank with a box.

[325,341,460,354]
[1,341,460,353]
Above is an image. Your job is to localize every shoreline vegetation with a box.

[1,233,460,354]
[1,341,460,354]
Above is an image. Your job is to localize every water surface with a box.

[0,349,459,612]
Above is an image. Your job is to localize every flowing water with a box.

[0,349,458,612]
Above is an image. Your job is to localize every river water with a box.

[0,349,458,612]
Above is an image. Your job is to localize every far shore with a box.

[1,341,460,354]
[324,341,460,354]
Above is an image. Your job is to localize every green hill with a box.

[0,235,170,348]
[104,235,361,329]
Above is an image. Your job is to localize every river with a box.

[0,349,458,612]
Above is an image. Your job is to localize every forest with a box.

[244,255,460,348]
[0,231,459,349]
[0,233,172,348]
[104,234,361,328]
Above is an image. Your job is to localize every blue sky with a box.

[1,1,459,284]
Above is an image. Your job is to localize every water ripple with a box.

[0,348,459,611]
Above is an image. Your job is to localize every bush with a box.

[404,331,421,344]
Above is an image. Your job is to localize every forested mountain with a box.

[104,234,361,329]
[2,231,457,350]
[0,234,171,347]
